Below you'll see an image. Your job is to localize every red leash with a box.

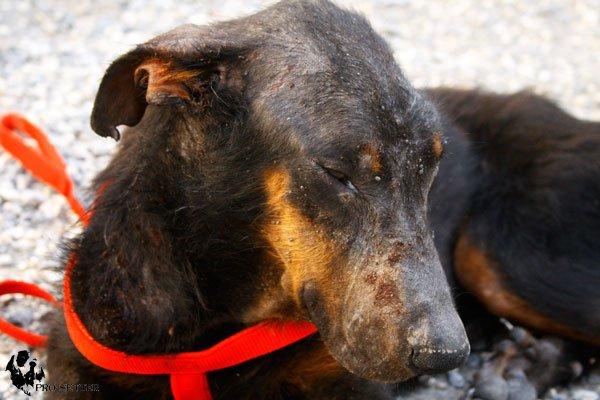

[0,114,318,400]
[0,280,58,347]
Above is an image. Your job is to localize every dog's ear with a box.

[91,24,247,140]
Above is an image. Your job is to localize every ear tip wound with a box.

[91,120,121,141]
[108,127,121,141]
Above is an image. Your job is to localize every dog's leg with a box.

[274,341,395,400]
[286,344,394,400]
[307,375,395,400]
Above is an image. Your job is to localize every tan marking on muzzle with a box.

[262,168,337,308]
[432,133,444,159]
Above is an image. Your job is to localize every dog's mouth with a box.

[300,282,416,382]
[300,283,331,335]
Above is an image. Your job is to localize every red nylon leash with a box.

[0,280,58,347]
[0,114,318,400]
[0,114,88,223]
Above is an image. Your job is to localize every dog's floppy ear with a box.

[91,24,247,140]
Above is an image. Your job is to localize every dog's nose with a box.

[411,342,470,373]
[410,312,470,373]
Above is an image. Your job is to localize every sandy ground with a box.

[0,0,599,399]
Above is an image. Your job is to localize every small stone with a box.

[467,353,483,368]
[506,375,536,400]
[509,327,533,346]
[570,361,584,378]
[447,369,466,388]
[6,306,33,328]
[495,339,516,353]
[434,378,448,390]
[417,374,432,386]
[572,389,599,400]
[550,394,568,400]
[474,372,509,400]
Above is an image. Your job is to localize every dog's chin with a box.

[322,337,417,383]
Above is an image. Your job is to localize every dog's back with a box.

[427,88,600,344]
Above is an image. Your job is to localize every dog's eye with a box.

[319,165,358,193]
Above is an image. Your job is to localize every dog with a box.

[425,88,600,392]
[427,88,600,347]
[46,0,599,398]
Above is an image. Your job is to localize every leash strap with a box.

[0,113,73,347]
[0,280,57,347]
[0,113,88,223]
[0,114,318,400]
[65,253,316,398]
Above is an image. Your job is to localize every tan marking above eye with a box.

[432,133,444,159]
[360,143,382,173]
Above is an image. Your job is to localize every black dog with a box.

[428,88,600,346]
[46,1,599,398]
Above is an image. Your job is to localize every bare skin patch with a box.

[387,241,407,265]
[375,281,399,307]
[364,271,378,285]
[454,231,600,345]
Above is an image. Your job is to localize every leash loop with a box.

[0,280,58,347]
[0,113,88,223]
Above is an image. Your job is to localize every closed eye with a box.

[318,164,358,193]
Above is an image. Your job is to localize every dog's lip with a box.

[300,282,329,333]
[299,284,418,382]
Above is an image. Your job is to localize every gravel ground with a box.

[1,0,599,399]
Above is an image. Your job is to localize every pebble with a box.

[467,353,483,368]
[509,327,533,346]
[474,372,509,400]
[572,390,599,400]
[507,376,537,400]
[448,369,466,388]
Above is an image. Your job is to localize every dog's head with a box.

[90,0,468,382]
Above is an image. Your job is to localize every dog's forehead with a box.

[142,1,438,150]
[242,2,435,150]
